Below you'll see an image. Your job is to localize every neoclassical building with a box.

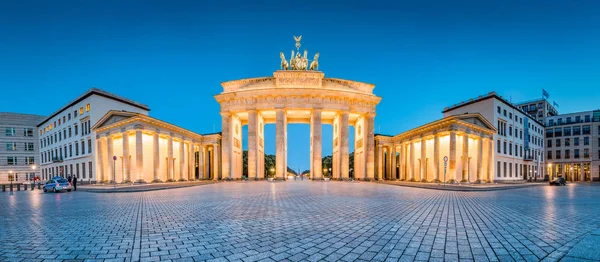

[215,37,382,180]
[92,111,221,183]
[375,114,497,182]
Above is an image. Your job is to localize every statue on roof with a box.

[281,36,320,71]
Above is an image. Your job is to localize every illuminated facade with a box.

[214,37,382,180]
[375,114,496,182]
[37,88,149,182]
[91,111,221,182]
[0,113,46,183]
[443,92,546,181]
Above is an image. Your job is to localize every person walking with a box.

[68,175,72,184]
[72,175,78,191]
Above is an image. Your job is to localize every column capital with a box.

[220,112,231,117]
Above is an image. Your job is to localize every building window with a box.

[584,137,589,145]
[89,162,93,179]
[88,139,92,154]
[509,112,512,119]
[585,115,591,122]
[81,141,85,155]
[503,162,507,177]
[509,163,512,177]
[575,137,580,146]
[5,127,16,136]
[574,149,580,158]
[565,150,570,159]
[556,150,561,159]
[547,139,552,148]
[497,140,501,153]
[503,141,507,154]
[497,161,501,177]
[584,149,590,158]
[564,127,571,136]
[7,156,17,165]
[548,151,552,159]
[546,129,553,138]
[75,143,79,156]
[74,110,78,117]
[509,142,512,155]
[497,106,501,114]
[69,144,73,157]
[79,107,84,115]
[76,163,80,177]
[69,126,72,137]
[23,128,33,137]
[554,128,562,137]
[575,116,581,122]
[583,125,591,135]
[25,142,34,151]
[25,156,34,165]
[574,126,581,135]
[565,138,570,146]
[82,163,86,179]
[86,103,90,112]
[509,126,512,136]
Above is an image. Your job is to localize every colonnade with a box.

[376,129,495,183]
[220,109,375,180]
[95,129,220,183]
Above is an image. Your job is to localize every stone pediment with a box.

[454,114,496,131]
[92,111,140,130]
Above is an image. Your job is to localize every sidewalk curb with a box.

[380,181,547,192]
[79,181,217,193]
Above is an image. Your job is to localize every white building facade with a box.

[545,110,600,181]
[443,92,546,181]
[515,98,558,124]
[1,113,46,183]
[37,88,149,183]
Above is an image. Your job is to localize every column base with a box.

[151,179,163,183]
[135,179,146,184]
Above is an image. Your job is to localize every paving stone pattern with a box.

[1,181,600,262]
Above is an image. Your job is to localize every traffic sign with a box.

[443,156,448,162]
[113,156,117,161]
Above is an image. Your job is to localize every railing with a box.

[52,157,64,163]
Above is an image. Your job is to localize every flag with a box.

[542,89,549,99]
[553,101,559,108]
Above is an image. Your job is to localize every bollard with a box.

[17,184,21,191]
[10,184,13,192]
[38,183,41,190]
[31,184,34,190]
[24,184,28,190]
[2,185,5,192]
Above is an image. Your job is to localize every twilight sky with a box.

[1,0,599,171]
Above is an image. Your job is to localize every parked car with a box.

[549,177,566,186]
[43,177,72,193]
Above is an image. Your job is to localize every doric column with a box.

[213,144,220,180]
[107,135,114,182]
[391,145,397,180]
[135,130,143,182]
[462,134,469,181]
[247,110,258,180]
[409,141,414,180]
[96,137,104,182]
[366,114,375,180]
[340,112,350,180]
[179,139,185,181]
[433,134,440,181]
[197,144,204,179]
[122,131,130,182]
[276,109,287,179]
[399,143,404,180]
[311,109,323,180]
[449,131,457,182]
[188,142,194,180]
[385,147,391,179]
[167,135,174,181]
[477,136,483,181]
[220,112,231,180]
[153,132,159,182]
[487,138,493,182]
[420,137,426,181]
[377,144,383,180]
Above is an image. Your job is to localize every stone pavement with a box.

[382,181,547,191]
[1,181,599,262]
[78,181,216,193]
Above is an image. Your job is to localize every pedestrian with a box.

[68,175,72,184]
[72,175,77,191]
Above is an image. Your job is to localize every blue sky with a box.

[1,0,599,171]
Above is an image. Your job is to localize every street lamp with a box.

[31,164,36,182]
[8,170,14,193]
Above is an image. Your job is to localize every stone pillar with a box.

[449,131,457,182]
[197,144,204,180]
[248,110,258,180]
[340,112,350,180]
[377,145,383,180]
[97,137,104,182]
[153,132,159,182]
[167,135,174,181]
[477,136,483,181]
[385,147,391,180]
[391,146,397,180]
[399,143,404,180]
[420,138,426,181]
[462,134,469,182]
[122,131,130,182]
[220,113,231,180]
[433,134,439,181]
[135,130,143,182]
[366,114,375,180]
[409,142,414,180]
[213,144,220,180]
[179,139,185,181]
[487,138,493,182]
[276,109,287,179]
[311,109,323,180]
[107,135,114,182]
[188,142,194,180]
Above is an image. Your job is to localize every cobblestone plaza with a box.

[2,182,600,262]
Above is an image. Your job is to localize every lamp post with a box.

[8,170,14,194]
[112,156,117,189]
[119,156,124,183]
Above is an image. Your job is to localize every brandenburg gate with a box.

[214,36,382,180]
